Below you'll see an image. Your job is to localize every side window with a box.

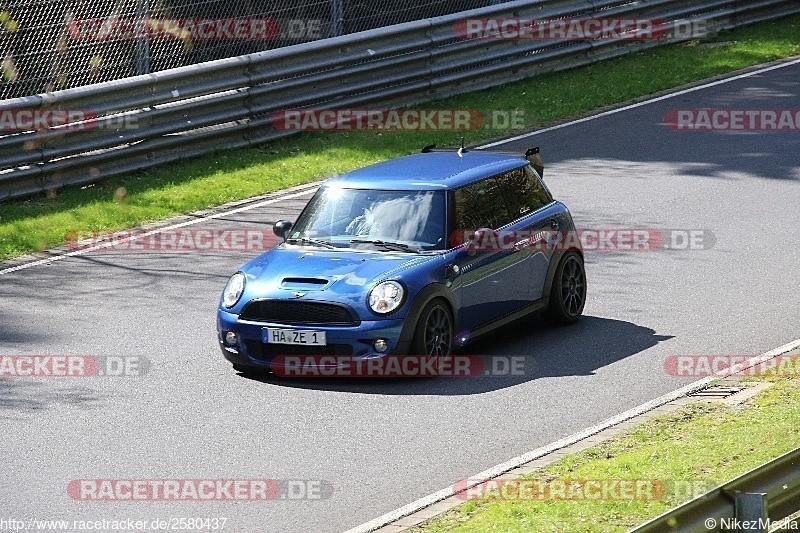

[453,177,513,233]
[496,165,553,219]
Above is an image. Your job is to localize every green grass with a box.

[416,372,800,532]
[2,15,800,260]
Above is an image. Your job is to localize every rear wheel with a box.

[411,298,454,357]
[546,252,586,325]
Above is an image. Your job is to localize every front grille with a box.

[239,300,360,326]
[243,340,353,361]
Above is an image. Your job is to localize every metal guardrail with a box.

[632,447,800,533]
[0,0,799,200]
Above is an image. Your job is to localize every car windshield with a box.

[288,187,446,251]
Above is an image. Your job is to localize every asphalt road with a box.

[2,61,799,532]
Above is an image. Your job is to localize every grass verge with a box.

[2,14,800,261]
[415,368,800,532]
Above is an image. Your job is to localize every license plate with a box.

[263,328,327,346]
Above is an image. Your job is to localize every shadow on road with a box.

[238,315,673,395]
[0,378,102,418]
[521,66,800,183]
[0,308,50,345]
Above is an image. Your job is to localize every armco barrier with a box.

[1,0,798,200]
[632,447,800,533]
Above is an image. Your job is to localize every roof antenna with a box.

[457,137,465,157]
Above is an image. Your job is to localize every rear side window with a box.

[453,177,512,232]
[452,165,554,236]
[496,165,553,219]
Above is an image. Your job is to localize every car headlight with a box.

[222,272,246,309]
[369,281,404,314]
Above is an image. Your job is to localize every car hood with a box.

[235,246,441,310]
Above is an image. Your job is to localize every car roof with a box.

[324,151,529,190]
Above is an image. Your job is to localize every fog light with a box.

[224,331,238,346]
[373,338,389,353]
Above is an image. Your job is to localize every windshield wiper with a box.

[349,239,420,253]
[285,237,335,249]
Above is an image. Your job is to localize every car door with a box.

[448,174,532,333]
[494,164,558,301]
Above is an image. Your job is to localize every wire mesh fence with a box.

[0,0,509,99]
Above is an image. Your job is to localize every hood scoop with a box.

[280,277,331,291]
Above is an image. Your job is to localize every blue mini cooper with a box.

[217,147,585,374]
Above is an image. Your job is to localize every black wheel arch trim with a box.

[543,247,585,304]
[395,283,457,355]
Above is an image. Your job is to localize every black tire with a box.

[546,251,586,325]
[410,298,454,357]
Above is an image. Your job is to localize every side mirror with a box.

[273,220,293,241]
[466,227,496,257]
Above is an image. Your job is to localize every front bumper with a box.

[217,309,408,371]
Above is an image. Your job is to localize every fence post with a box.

[331,0,344,37]
[135,0,151,75]
[728,491,768,533]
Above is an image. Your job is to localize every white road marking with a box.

[5,55,799,532]
[346,56,800,533]
[345,338,800,533]
[0,183,320,276]
[6,57,799,276]
[476,57,800,149]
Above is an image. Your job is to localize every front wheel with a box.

[546,251,586,325]
[410,298,454,357]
